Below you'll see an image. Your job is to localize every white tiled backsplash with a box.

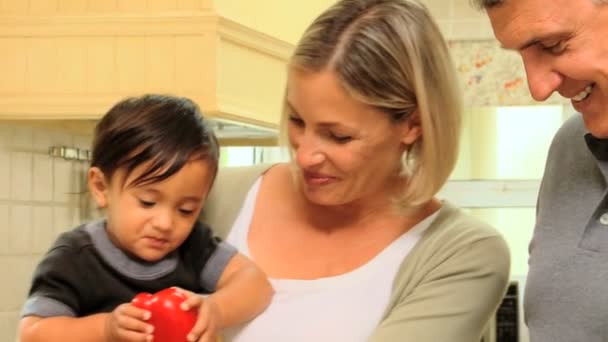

[422,0,496,40]
[0,122,97,342]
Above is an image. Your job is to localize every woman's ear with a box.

[88,167,109,208]
[400,110,422,145]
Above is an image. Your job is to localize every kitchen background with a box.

[0,0,574,341]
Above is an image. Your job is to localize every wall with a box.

[216,0,334,44]
[216,0,495,44]
[0,122,95,342]
[423,0,495,40]
[451,105,570,342]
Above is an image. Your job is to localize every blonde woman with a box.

[203,0,510,340]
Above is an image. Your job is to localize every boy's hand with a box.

[174,287,223,342]
[104,303,154,342]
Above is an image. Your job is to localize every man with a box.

[472,0,608,341]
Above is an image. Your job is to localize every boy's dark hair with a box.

[91,94,220,187]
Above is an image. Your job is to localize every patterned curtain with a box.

[449,40,568,107]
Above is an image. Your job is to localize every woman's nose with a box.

[294,136,325,168]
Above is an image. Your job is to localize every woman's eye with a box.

[139,200,155,208]
[330,133,352,143]
[288,116,305,127]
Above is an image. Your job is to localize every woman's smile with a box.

[303,171,337,186]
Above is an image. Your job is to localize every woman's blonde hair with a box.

[280,0,462,209]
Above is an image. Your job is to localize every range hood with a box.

[0,10,293,131]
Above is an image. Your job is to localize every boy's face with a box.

[89,159,214,262]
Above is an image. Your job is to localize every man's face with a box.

[487,0,608,137]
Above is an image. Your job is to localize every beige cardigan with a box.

[201,165,510,341]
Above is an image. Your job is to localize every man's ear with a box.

[88,167,109,208]
[400,110,422,145]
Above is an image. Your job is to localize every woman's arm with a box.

[20,315,108,342]
[369,235,510,342]
[19,304,153,342]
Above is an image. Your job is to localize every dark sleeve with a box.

[21,245,88,318]
[185,222,237,292]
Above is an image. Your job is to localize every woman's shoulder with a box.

[214,163,272,184]
[397,201,510,280]
[426,202,506,245]
[201,163,284,239]
[375,203,511,341]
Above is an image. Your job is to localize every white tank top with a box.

[223,177,437,342]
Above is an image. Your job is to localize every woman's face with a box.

[285,69,421,207]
